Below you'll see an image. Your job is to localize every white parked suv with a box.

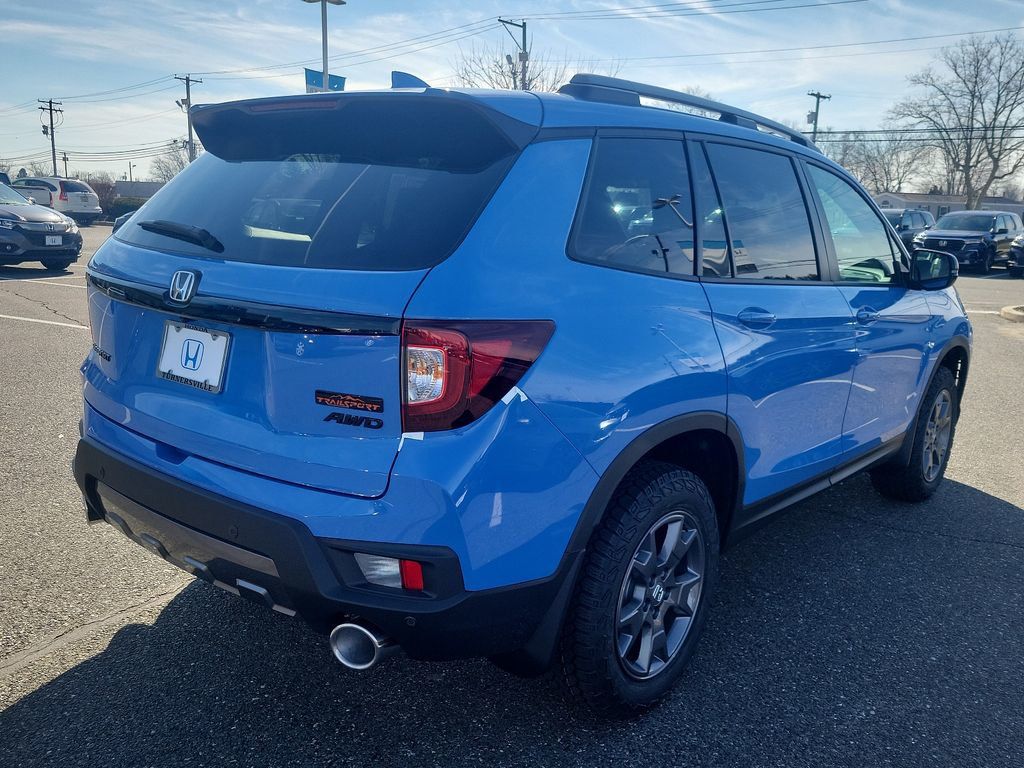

[10,177,102,225]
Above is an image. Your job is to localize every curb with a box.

[999,305,1024,323]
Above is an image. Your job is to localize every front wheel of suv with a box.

[870,366,959,502]
[557,461,719,716]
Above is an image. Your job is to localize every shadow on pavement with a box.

[2,477,1022,768]
[0,265,76,279]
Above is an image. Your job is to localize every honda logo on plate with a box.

[180,338,204,371]
[168,270,198,304]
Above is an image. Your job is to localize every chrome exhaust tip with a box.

[329,622,396,670]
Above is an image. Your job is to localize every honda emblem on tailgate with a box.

[168,270,198,304]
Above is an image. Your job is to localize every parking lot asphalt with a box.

[0,225,1022,768]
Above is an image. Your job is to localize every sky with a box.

[4,0,1024,180]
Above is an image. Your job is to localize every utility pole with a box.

[38,99,63,177]
[128,163,136,182]
[174,74,202,162]
[61,152,69,178]
[806,90,831,143]
[499,18,529,90]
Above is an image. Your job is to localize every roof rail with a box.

[559,74,818,152]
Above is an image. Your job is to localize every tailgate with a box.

[84,244,423,497]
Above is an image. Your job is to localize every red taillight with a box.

[399,559,425,591]
[401,320,554,432]
[58,182,68,202]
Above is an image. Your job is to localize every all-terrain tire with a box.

[870,366,959,502]
[556,461,719,716]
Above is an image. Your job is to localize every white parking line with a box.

[0,279,86,289]
[968,310,1000,315]
[0,313,87,330]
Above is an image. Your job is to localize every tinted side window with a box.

[572,138,695,276]
[704,143,818,280]
[807,165,895,284]
[62,180,92,193]
[911,212,925,228]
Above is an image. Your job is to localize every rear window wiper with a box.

[137,219,225,253]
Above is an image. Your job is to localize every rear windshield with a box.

[62,180,94,193]
[116,97,524,271]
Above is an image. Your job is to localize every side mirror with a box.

[26,196,35,205]
[910,249,958,290]
[923,223,932,230]
[997,227,1009,235]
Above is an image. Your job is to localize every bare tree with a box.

[452,41,619,92]
[891,34,1024,208]
[81,170,118,213]
[150,142,197,183]
[27,161,52,177]
[0,157,10,174]
[818,126,931,193]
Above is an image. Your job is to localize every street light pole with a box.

[302,0,346,92]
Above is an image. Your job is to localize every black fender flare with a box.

[513,410,744,674]
[564,410,745,557]
[893,334,971,468]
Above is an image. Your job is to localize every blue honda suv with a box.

[73,75,971,714]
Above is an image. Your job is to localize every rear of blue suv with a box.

[74,76,971,713]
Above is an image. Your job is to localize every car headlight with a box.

[0,218,14,230]
[66,218,79,233]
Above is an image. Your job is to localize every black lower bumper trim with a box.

[73,437,578,663]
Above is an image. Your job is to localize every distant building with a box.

[875,191,1024,218]
[114,180,163,199]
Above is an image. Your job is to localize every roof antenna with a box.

[391,71,430,89]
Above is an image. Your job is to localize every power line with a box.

[194,18,499,77]
[525,0,865,21]
[544,24,1024,64]
[201,23,501,81]
[527,0,794,19]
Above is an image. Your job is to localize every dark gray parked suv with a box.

[914,210,1022,273]
[884,208,934,247]
[0,183,83,270]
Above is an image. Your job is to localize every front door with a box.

[803,162,934,455]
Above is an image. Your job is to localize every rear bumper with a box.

[73,436,580,663]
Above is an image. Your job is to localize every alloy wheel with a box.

[922,390,953,482]
[615,510,705,680]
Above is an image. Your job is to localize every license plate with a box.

[156,322,231,394]
[45,235,62,246]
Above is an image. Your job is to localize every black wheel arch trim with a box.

[567,411,745,558]
[892,334,970,468]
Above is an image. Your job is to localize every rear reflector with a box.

[399,559,425,591]
[402,320,554,432]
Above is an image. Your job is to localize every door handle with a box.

[737,308,776,328]
[856,307,880,324]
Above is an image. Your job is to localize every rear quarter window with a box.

[570,137,695,277]
[62,180,93,193]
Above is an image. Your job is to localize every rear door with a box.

[694,140,858,509]
[802,161,934,454]
[83,93,533,498]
